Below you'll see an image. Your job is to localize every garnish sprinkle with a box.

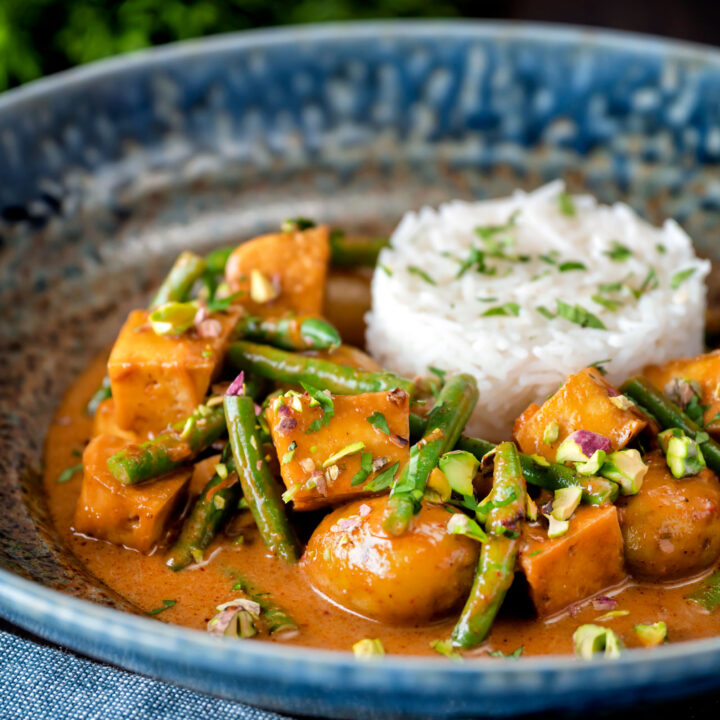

[57,463,83,484]
[282,441,297,465]
[429,639,463,661]
[558,192,576,217]
[367,411,390,436]
[488,646,524,659]
[408,265,436,285]
[482,302,520,318]
[365,461,400,492]
[605,241,633,262]
[149,599,177,615]
[351,452,374,486]
[300,382,335,433]
[671,268,696,290]
[555,300,606,330]
[558,261,586,272]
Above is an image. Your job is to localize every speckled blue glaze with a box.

[2,21,720,718]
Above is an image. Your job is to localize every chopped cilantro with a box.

[367,411,390,435]
[477,296,498,303]
[148,599,177,615]
[474,211,518,240]
[656,243,667,254]
[539,250,560,265]
[207,292,243,313]
[300,382,335,433]
[281,217,315,232]
[686,396,709,426]
[482,302,520,318]
[633,268,658,298]
[528,550,543,558]
[456,247,494,278]
[488,646,524,659]
[379,264,393,277]
[591,294,620,311]
[589,359,611,375]
[57,463,83,484]
[558,261,586,272]
[598,281,623,293]
[408,265,436,285]
[556,300,606,329]
[351,452,374,486]
[429,366,446,382]
[536,305,555,320]
[604,241,633,262]
[671,268,696,290]
[365,461,399,492]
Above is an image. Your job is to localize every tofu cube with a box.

[107,308,239,435]
[266,389,410,511]
[519,504,627,617]
[74,434,190,553]
[224,226,330,319]
[513,367,647,462]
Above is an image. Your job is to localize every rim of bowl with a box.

[2,19,720,679]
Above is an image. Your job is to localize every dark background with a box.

[2,0,719,93]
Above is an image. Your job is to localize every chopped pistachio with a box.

[149,301,199,336]
[438,450,479,496]
[599,449,647,495]
[429,639,463,661]
[595,610,629,621]
[573,624,623,659]
[281,441,297,465]
[658,428,706,478]
[609,395,635,411]
[250,269,280,303]
[551,487,582,521]
[634,621,667,647]
[215,462,228,480]
[323,441,366,468]
[530,454,550,467]
[281,484,301,504]
[525,494,539,522]
[544,514,569,539]
[543,421,559,445]
[447,513,488,543]
[352,638,385,659]
[425,467,451,503]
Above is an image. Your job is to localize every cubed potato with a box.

[519,504,626,617]
[224,226,330,319]
[644,350,720,433]
[266,389,410,511]
[107,308,240,435]
[513,367,647,462]
[74,434,191,553]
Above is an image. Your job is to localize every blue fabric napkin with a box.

[0,628,293,720]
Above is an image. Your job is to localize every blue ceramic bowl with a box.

[2,21,720,718]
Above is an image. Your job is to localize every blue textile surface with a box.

[0,628,292,720]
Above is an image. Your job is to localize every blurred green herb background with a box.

[0,0,715,93]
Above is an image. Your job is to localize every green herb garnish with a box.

[57,463,83,484]
[688,570,720,611]
[148,599,177,615]
[589,359,611,375]
[379,264,393,277]
[323,441,365,468]
[488,646,524,659]
[207,292,243,313]
[591,294,620,311]
[301,382,335,433]
[365,461,400,492]
[633,268,658,298]
[482,302,520,318]
[281,217,316,232]
[671,268,696,290]
[536,305,555,320]
[598,281,623,292]
[477,296,498,303]
[556,300,606,329]
[558,261,586,272]
[558,192,576,216]
[429,639,463,660]
[605,241,633,262]
[408,265,436,285]
[656,243,667,254]
[367,411,390,435]
[351,452,374,486]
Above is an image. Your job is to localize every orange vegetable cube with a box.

[107,308,240,435]
[644,350,720,433]
[92,398,139,443]
[74,434,190,553]
[266,389,410,511]
[224,226,330,319]
[519,504,626,617]
[513,367,647,462]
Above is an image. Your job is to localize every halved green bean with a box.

[107,404,226,485]
[224,394,300,563]
[622,376,720,475]
[238,315,341,351]
[410,414,617,505]
[228,341,414,396]
[452,442,525,649]
[150,251,207,309]
[384,374,479,536]
[167,456,240,571]
[231,575,298,637]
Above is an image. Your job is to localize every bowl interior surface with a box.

[3,21,720,718]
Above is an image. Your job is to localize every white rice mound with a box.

[366,181,710,441]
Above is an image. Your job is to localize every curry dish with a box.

[44,220,720,659]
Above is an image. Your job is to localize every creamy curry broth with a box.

[43,339,720,658]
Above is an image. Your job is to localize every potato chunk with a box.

[618,451,720,580]
[107,308,239,435]
[643,350,720,433]
[74,434,190,553]
[513,367,647,462]
[266,389,410,511]
[519,505,626,617]
[225,226,330,319]
[302,497,479,623]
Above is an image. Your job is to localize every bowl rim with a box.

[3,17,720,688]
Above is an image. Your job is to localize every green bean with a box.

[238,315,341,351]
[228,341,414,396]
[231,575,298,637]
[410,414,617,505]
[204,246,235,276]
[622,376,720,475]
[224,394,300,563]
[166,456,240,571]
[452,442,525,649]
[106,404,226,485]
[384,374,479,536]
[150,251,207,309]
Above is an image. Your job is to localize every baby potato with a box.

[619,451,720,580]
[301,496,479,624]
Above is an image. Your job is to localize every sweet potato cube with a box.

[266,389,410,511]
[519,505,626,617]
[107,308,240,435]
[74,434,190,553]
[224,226,330,319]
[513,367,647,462]
[644,350,720,433]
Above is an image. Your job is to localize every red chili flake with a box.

[331,515,362,533]
[196,318,222,338]
[276,416,298,435]
[313,471,328,496]
[277,405,292,417]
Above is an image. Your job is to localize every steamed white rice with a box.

[366,181,710,441]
